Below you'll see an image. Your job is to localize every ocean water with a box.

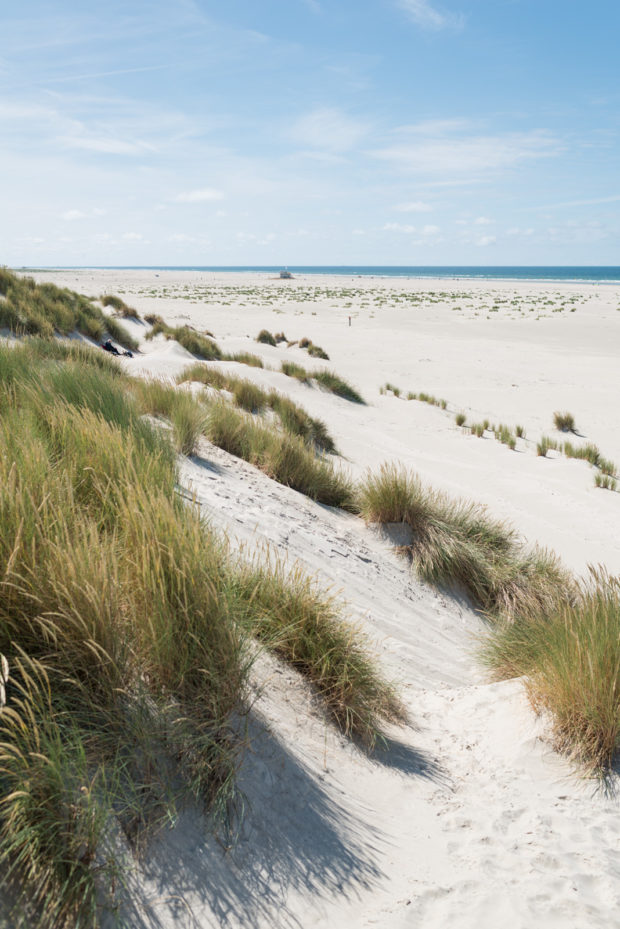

[67,266,620,283]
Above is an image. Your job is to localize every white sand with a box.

[32,269,620,928]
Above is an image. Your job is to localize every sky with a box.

[2,0,619,266]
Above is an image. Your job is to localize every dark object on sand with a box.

[102,339,121,356]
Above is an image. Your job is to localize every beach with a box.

[20,268,620,929]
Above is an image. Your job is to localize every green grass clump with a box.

[314,370,365,404]
[471,423,485,438]
[133,378,207,455]
[0,338,399,923]
[537,435,558,457]
[455,412,466,427]
[0,268,137,349]
[223,351,264,368]
[229,559,404,745]
[205,401,354,507]
[177,364,336,453]
[146,320,222,360]
[594,473,618,491]
[299,336,311,348]
[281,361,310,382]
[515,424,526,438]
[274,332,287,343]
[358,463,568,622]
[307,343,330,360]
[553,411,576,432]
[101,293,140,318]
[256,329,277,346]
[563,441,600,466]
[481,570,620,770]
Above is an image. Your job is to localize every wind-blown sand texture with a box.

[31,269,620,928]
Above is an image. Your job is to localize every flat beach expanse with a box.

[40,267,620,573]
[28,268,620,929]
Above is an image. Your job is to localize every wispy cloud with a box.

[372,130,561,175]
[394,200,432,212]
[174,188,225,203]
[289,107,369,152]
[383,222,416,233]
[397,0,464,30]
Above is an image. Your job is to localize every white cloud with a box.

[422,224,440,236]
[121,232,143,240]
[352,228,366,235]
[474,216,493,225]
[60,135,152,155]
[371,130,561,176]
[61,209,86,220]
[397,0,464,30]
[289,107,369,152]
[383,222,416,233]
[476,235,496,246]
[394,200,432,213]
[174,187,225,203]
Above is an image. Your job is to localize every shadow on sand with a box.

[115,708,445,929]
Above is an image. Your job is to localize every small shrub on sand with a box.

[299,336,311,348]
[515,424,526,438]
[274,332,287,343]
[256,329,276,346]
[314,370,365,404]
[598,458,617,477]
[553,411,576,432]
[455,412,466,427]
[471,423,485,438]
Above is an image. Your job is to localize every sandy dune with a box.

[32,269,620,928]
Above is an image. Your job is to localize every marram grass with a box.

[0,338,398,926]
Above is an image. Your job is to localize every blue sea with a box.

[60,266,620,283]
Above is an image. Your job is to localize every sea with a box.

[63,266,620,283]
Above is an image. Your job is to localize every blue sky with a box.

[2,0,619,265]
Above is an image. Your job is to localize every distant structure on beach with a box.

[279,269,293,279]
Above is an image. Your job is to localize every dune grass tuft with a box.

[358,463,569,622]
[553,411,576,432]
[204,401,354,507]
[256,328,276,346]
[177,363,336,453]
[101,293,140,318]
[146,319,222,359]
[0,338,399,924]
[0,268,137,349]
[481,570,620,770]
[229,558,404,745]
[313,369,365,404]
[281,360,310,381]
